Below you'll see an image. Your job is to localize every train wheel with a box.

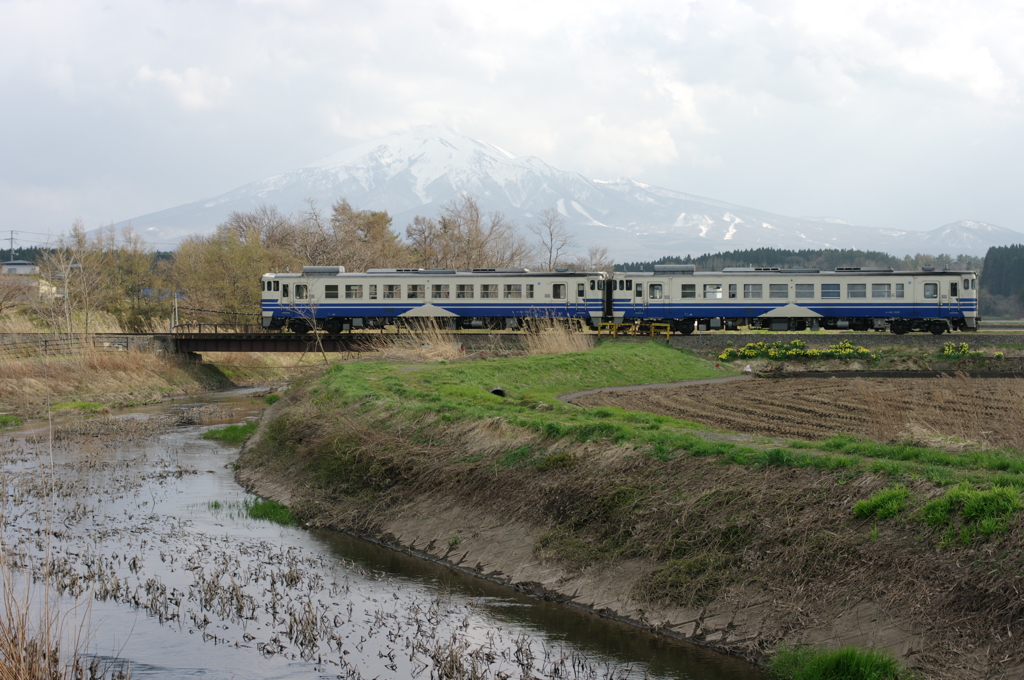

[890,319,910,335]
[928,322,947,335]
[677,320,695,335]
[290,320,311,335]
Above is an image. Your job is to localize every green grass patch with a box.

[244,497,294,525]
[264,393,281,405]
[854,485,912,520]
[202,421,259,443]
[920,483,1022,545]
[0,414,22,428]
[767,645,904,680]
[53,401,104,412]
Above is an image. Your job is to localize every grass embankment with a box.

[0,349,290,420]
[239,340,1024,679]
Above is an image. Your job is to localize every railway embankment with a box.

[236,340,1024,680]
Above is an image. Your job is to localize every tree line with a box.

[18,196,613,332]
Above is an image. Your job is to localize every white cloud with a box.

[134,65,232,110]
[0,0,1023,235]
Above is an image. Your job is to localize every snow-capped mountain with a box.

[120,125,1024,258]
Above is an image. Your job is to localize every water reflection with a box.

[0,389,764,680]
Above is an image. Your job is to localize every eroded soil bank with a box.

[237,377,1024,680]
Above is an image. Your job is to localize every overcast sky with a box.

[2,0,1023,249]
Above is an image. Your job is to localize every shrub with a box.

[767,645,903,680]
[853,485,912,520]
[941,342,971,357]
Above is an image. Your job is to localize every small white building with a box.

[2,260,40,275]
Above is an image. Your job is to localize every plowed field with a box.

[572,375,1024,449]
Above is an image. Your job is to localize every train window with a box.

[895,284,904,298]
[553,284,566,299]
[281,284,289,298]
[680,284,696,299]
[626,280,632,290]
[964,278,970,291]
[432,284,450,299]
[597,280,604,291]
[743,284,762,299]
[261,281,266,291]
[273,281,280,292]
[384,284,400,299]
[369,284,377,300]
[847,283,866,299]
[821,283,840,299]
[325,284,339,299]
[950,282,958,297]
[481,284,498,299]
[871,283,891,299]
[456,284,474,299]
[649,284,663,299]
[407,284,425,299]
[703,284,722,299]
[527,285,534,299]
[590,280,596,291]
[618,280,625,290]
[577,283,585,297]
[924,283,938,299]
[635,283,643,298]
[344,285,362,299]
[769,284,788,299]
[795,283,814,299]
[971,279,976,290]
[295,285,308,299]
[728,284,737,299]
[504,284,522,299]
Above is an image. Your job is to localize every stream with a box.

[0,387,765,680]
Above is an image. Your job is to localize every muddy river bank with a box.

[0,388,764,679]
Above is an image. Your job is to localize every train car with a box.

[260,266,607,333]
[606,264,978,334]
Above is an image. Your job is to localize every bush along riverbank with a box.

[236,340,1024,680]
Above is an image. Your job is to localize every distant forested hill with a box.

[616,248,983,273]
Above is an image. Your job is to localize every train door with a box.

[646,279,667,320]
[949,280,960,315]
[552,280,569,317]
[922,281,940,316]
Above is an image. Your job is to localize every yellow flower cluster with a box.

[718,339,875,362]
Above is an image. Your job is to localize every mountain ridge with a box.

[118,125,1023,258]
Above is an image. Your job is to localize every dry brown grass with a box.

[521,319,595,356]
[368,321,464,363]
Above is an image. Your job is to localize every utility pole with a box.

[7,230,14,264]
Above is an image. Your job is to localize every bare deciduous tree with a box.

[527,209,577,270]
[407,195,533,270]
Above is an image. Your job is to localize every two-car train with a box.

[260,264,979,335]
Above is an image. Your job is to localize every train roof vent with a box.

[653,264,696,273]
[418,269,456,274]
[922,265,935,271]
[301,265,345,275]
[471,268,530,273]
[722,267,755,272]
[366,268,423,273]
[835,267,894,272]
